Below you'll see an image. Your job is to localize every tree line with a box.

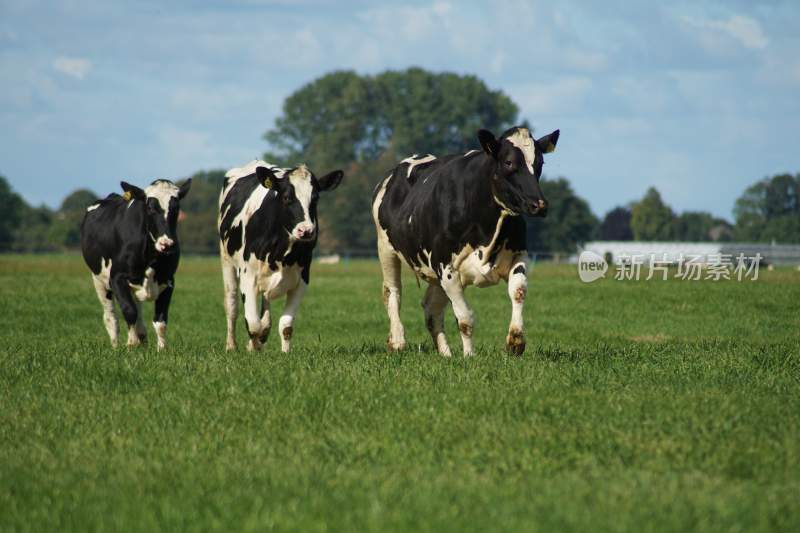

[1,69,797,254]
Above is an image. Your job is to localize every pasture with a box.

[1,254,798,532]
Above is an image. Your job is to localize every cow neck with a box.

[132,202,159,268]
[461,158,513,268]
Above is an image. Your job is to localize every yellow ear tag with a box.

[263,178,272,189]
[123,191,132,201]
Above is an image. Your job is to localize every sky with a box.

[1,0,798,220]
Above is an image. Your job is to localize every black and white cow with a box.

[372,126,559,356]
[81,179,191,349]
[218,160,343,351]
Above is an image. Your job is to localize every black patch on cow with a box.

[105,290,113,300]
[513,264,526,275]
[226,223,242,257]
[241,292,246,304]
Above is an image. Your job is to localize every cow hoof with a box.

[505,329,526,356]
[225,342,237,352]
[386,335,406,351]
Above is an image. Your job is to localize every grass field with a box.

[1,254,798,532]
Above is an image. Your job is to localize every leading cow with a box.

[372,126,560,356]
[218,160,343,352]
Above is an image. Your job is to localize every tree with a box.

[527,178,598,253]
[264,68,520,250]
[734,173,800,243]
[173,170,224,254]
[598,206,633,240]
[0,175,26,251]
[630,187,675,241]
[671,211,715,242]
[60,189,98,213]
[49,188,100,249]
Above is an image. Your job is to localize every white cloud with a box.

[507,77,592,117]
[563,48,608,72]
[682,14,768,51]
[52,56,92,79]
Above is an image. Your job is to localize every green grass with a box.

[1,254,798,532]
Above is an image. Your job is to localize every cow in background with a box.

[218,160,343,352]
[81,179,191,349]
[372,126,560,356]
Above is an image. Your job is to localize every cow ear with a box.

[318,170,344,192]
[255,166,279,189]
[178,178,192,199]
[536,129,560,154]
[120,181,145,201]
[478,129,499,158]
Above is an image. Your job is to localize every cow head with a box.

[120,179,191,254]
[255,165,344,242]
[478,126,559,217]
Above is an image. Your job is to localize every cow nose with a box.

[297,227,314,239]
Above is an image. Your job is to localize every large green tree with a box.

[734,173,800,243]
[264,68,520,251]
[630,187,675,241]
[527,178,598,253]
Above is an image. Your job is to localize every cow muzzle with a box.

[527,199,548,218]
[292,223,315,242]
[154,235,175,253]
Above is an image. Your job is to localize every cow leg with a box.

[153,282,173,351]
[505,257,528,355]
[278,282,306,353]
[440,265,475,356]
[259,295,272,346]
[92,274,118,347]
[505,257,528,356]
[134,300,148,345]
[379,249,406,351]
[221,255,239,351]
[421,283,451,357]
[240,271,263,351]
[110,276,143,347]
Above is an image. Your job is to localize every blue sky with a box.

[1,0,798,220]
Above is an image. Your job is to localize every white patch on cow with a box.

[401,154,436,178]
[408,215,413,224]
[153,321,167,350]
[288,165,315,240]
[129,267,160,301]
[86,204,100,212]
[91,257,118,347]
[145,180,180,220]
[464,149,480,156]
[507,127,536,174]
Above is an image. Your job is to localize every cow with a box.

[218,160,343,352]
[81,178,192,349]
[372,126,560,356]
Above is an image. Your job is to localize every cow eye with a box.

[282,193,293,206]
[504,160,514,168]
